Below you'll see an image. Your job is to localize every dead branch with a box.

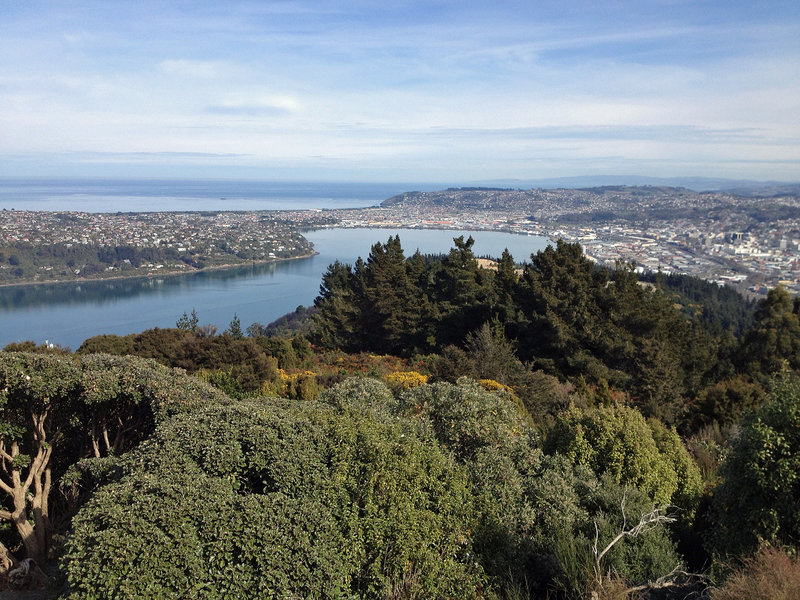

[592,488,676,575]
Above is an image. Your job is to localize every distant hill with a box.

[466,176,800,194]
[379,185,800,224]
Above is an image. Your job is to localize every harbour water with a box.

[0,228,549,350]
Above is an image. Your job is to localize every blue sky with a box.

[1,1,798,183]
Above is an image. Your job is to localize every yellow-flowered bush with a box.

[478,379,513,394]
[385,371,429,391]
[262,368,320,401]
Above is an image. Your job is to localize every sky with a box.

[1,0,799,183]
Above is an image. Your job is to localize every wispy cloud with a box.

[0,0,798,181]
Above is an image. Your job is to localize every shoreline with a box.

[0,250,319,290]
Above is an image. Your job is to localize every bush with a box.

[384,370,429,391]
[63,397,485,599]
[713,547,800,600]
[710,374,800,557]
[546,403,701,506]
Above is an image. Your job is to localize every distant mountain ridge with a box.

[464,176,800,195]
[379,184,800,224]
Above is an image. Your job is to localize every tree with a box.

[546,403,701,507]
[0,352,229,566]
[740,286,800,378]
[313,261,361,351]
[359,236,423,354]
[225,313,244,339]
[64,393,485,599]
[431,236,494,347]
[176,308,199,332]
[0,353,80,562]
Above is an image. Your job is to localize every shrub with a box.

[63,398,485,599]
[385,370,429,391]
[710,374,800,557]
[261,368,320,400]
[713,547,800,600]
[546,402,701,506]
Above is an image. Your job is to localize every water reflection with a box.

[0,260,306,311]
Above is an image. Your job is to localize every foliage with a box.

[262,368,320,401]
[691,375,766,429]
[313,236,731,427]
[176,308,199,332]
[384,371,429,392]
[685,422,737,483]
[546,402,701,507]
[78,328,277,393]
[392,380,682,595]
[225,313,244,339]
[63,395,485,599]
[739,286,800,379]
[712,546,800,600]
[247,305,317,338]
[710,373,800,557]
[551,477,682,599]
[0,352,228,564]
[640,271,757,336]
[3,341,72,355]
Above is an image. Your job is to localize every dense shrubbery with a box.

[65,390,484,599]
[312,236,773,430]
[709,374,800,558]
[546,403,702,508]
[6,234,800,598]
[0,352,229,565]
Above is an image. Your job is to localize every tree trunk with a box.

[0,540,18,574]
[11,496,42,563]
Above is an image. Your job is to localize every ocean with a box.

[0,178,433,212]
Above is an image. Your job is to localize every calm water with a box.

[0,178,436,212]
[0,228,549,350]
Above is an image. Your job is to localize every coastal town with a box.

[1,185,799,295]
[318,186,800,296]
[0,210,314,283]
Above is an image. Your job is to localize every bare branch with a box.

[625,566,709,595]
[595,506,676,567]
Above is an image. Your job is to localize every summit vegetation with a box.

[2,235,800,599]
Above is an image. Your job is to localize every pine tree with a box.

[226,314,244,339]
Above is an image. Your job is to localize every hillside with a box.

[2,235,800,598]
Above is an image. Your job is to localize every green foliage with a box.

[641,271,757,336]
[225,313,244,339]
[551,476,682,599]
[63,393,485,599]
[710,373,800,557]
[546,402,701,506]
[3,340,72,354]
[647,418,703,525]
[740,286,800,379]
[248,305,318,338]
[176,308,199,332]
[0,351,229,562]
[78,328,277,393]
[692,375,767,429]
[313,236,731,427]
